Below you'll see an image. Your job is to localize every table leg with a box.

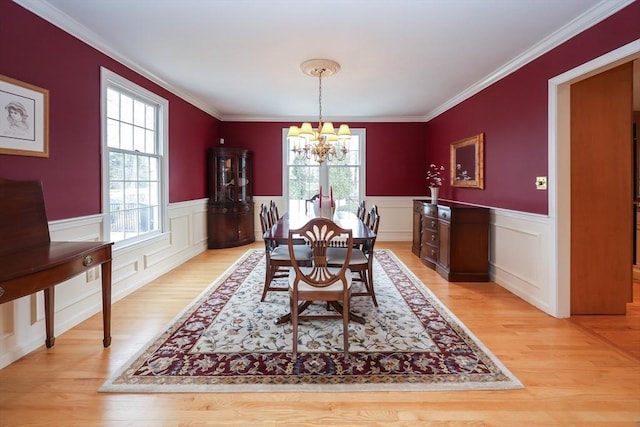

[101,261,112,347]
[44,286,55,348]
[328,301,366,324]
[276,300,312,325]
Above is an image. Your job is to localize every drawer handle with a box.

[431,235,436,241]
[83,255,94,267]
[431,250,436,256]
[431,221,436,228]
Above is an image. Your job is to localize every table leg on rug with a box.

[275,301,365,325]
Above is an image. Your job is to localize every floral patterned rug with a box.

[100,249,523,392]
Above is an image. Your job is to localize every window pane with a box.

[329,166,360,212]
[145,129,155,153]
[120,123,133,150]
[149,157,159,181]
[133,126,145,152]
[109,151,124,180]
[149,181,159,205]
[146,105,155,130]
[120,94,133,123]
[106,88,120,120]
[109,181,123,207]
[138,155,149,180]
[138,181,150,206]
[107,119,120,148]
[133,99,145,127]
[124,153,137,181]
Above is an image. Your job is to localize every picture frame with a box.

[450,133,484,189]
[0,74,49,157]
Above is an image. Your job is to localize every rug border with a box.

[99,249,524,393]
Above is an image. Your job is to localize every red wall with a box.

[1,1,638,219]
[220,121,426,196]
[425,1,640,214]
[0,2,219,220]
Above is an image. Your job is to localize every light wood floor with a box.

[0,242,638,426]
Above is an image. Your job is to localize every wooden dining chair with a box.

[327,205,380,306]
[269,200,280,224]
[288,217,354,359]
[305,194,320,216]
[259,204,311,301]
[356,200,366,221]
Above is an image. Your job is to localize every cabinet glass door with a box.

[237,157,247,202]
[215,156,233,202]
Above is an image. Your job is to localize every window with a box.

[100,68,168,245]
[283,128,365,216]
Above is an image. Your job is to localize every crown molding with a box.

[13,0,223,120]
[423,0,635,121]
[220,114,428,123]
[14,0,633,124]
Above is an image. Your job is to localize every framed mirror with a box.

[450,133,484,189]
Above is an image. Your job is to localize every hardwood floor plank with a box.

[0,242,638,426]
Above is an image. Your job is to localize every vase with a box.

[430,187,439,205]
[313,196,335,218]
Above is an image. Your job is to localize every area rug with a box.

[100,249,523,392]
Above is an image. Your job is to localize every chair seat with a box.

[288,267,352,292]
[271,245,312,261]
[326,247,368,265]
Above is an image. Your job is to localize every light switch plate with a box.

[536,176,547,190]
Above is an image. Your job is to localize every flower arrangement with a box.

[426,163,445,187]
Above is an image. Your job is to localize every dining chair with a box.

[288,217,354,359]
[259,204,311,301]
[304,194,320,216]
[356,200,366,221]
[269,199,280,224]
[327,205,380,306]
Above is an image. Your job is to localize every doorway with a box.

[550,41,640,318]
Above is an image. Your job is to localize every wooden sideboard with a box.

[412,200,489,282]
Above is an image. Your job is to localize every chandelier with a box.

[288,59,351,164]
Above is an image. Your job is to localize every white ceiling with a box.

[16,0,632,122]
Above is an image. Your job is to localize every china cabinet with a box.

[207,147,254,248]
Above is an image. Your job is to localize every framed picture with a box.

[450,133,484,189]
[0,74,49,157]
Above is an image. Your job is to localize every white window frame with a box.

[100,67,169,248]
[282,127,366,215]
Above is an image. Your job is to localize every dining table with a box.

[263,210,376,325]
[263,210,375,246]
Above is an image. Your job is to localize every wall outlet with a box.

[536,176,547,190]
[86,267,100,282]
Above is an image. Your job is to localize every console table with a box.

[0,178,113,348]
[413,199,489,282]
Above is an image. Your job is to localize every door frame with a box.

[549,39,640,317]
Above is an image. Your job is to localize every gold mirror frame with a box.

[450,133,484,189]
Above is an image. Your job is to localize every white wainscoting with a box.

[0,198,208,369]
[489,208,553,315]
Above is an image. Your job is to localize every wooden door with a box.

[570,62,633,314]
